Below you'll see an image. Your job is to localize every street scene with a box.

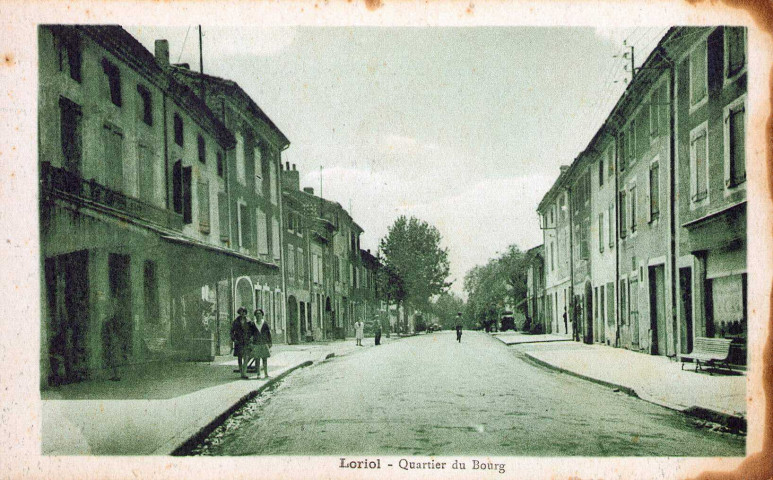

[38,24,749,458]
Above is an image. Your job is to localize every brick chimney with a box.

[155,39,170,68]
[281,162,300,191]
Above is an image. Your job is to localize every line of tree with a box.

[463,245,529,332]
[378,216,451,332]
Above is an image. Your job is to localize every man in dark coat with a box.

[455,312,463,343]
[374,318,382,346]
[231,307,257,379]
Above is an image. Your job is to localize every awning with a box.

[161,235,279,292]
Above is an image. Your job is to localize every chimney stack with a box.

[155,39,170,67]
[281,162,300,192]
[292,164,296,171]
[303,187,314,195]
[285,161,290,171]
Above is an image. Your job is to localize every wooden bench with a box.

[680,337,733,375]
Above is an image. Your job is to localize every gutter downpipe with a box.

[614,128,621,349]
[567,183,575,341]
[667,50,679,357]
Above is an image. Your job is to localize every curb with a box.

[519,351,746,433]
[493,336,573,346]
[520,351,638,397]
[166,360,314,456]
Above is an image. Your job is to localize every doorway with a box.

[584,282,593,344]
[45,250,90,385]
[649,265,667,355]
[679,268,694,355]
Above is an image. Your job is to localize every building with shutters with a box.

[533,26,747,365]
[39,25,292,387]
[39,25,241,385]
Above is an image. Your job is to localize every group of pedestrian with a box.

[230,307,272,380]
[353,319,383,346]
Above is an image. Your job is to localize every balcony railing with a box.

[41,162,183,231]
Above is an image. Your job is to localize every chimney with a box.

[303,187,314,195]
[155,39,170,67]
[281,162,300,192]
[292,164,296,171]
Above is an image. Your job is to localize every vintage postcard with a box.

[0,0,771,479]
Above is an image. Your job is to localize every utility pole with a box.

[198,25,204,73]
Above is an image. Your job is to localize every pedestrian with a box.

[354,319,364,346]
[455,312,463,343]
[230,307,256,379]
[563,307,568,335]
[374,318,382,346]
[252,309,272,379]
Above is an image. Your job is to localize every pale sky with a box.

[127,26,666,296]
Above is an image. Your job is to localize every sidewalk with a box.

[504,338,746,429]
[41,338,384,455]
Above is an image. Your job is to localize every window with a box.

[606,283,615,327]
[619,190,627,238]
[236,133,246,185]
[690,124,709,203]
[725,27,746,79]
[216,151,224,178]
[59,97,82,175]
[238,203,252,250]
[608,204,614,247]
[550,242,555,271]
[619,131,626,172]
[218,192,229,242]
[334,256,340,282]
[171,160,191,223]
[619,278,628,325]
[137,85,152,126]
[257,209,269,255]
[725,98,746,188]
[580,225,589,260]
[649,90,659,138]
[298,248,305,280]
[270,158,278,205]
[173,114,184,147]
[101,59,122,107]
[56,29,82,83]
[272,217,281,261]
[254,144,263,196]
[628,120,637,163]
[598,213,604,253]
[198,181,210,233]
[558,194,566,221]
[649,161,660,220]
[607,145,614,179]
[598,156,604,187]
[629,185,637,233]
[287,245,295,278]
[138,144,154,201]
[689,40,708,107]
[103,124,123,192]
[197,135,206,164]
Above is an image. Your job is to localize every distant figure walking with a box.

[374,319,382,346]
[563,307,568,335]
[231,307,257,379]
[252,309,272,379]
[354,320,364,346]
[455,312,463,343]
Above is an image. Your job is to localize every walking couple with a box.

[231,307,272,380]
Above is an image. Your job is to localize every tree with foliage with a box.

[379,216,451,331]
[463,244,529,332]
[430,292,465,330]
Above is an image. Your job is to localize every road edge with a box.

[164,360,314,456]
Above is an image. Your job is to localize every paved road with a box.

[196,331,744,456]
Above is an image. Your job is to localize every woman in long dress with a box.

[252,309,272,379]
